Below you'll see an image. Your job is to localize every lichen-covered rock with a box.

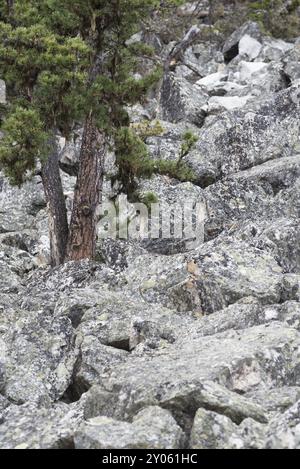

[0,309,78,405]
[187,380,268,424]
[247,386,300,414]
[258,37,293,62]
[74,406,184,449]
[182,41,224,79]
[190,409,266,449]
[73,339,129,399]
[0,402,83,449]
[0,395,10,424]
[188,240,283,313]
[0,259,23,294]
[190,399,300,450]
[160,72,208,126]
[124,239,282,314]
[203,155,300,240]
[265,400,300,449]
[187,86,300,186]
[1,18,300,450]
[0,174,45,233]
[154,83,300,187]
[71,294,193,393]
[96,324,300,428]
[283,42,300,83]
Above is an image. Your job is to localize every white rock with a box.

[126,31,143,46]
[205,95,251,112]
[221,81,246,92]
[239,34,262,60]
[238,61,268,82]
[196,71,228,89]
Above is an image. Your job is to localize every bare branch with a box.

[165,25,201,72]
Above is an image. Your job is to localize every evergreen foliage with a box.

[0,107,48,185]
[211,1,300,40]
[0,0,182,188]
[139,191,159,208]
[248,0,300,38]
[114,124,197,196]
[0,1,89,184]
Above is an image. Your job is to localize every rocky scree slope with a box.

[1,12,300,449]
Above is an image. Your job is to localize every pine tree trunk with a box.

[41,138,69,267]
[6,0,14,16]
[66,114,106,261]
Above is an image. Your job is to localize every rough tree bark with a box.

[66,113,106,261]
[6,0,14,15]
[41,138,69,266]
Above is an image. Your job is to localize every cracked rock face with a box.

[0,309,78,406]
[74,406,184,449]
[1,16,300,449]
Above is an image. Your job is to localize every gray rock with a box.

[190,409,240,449]
[0,395,10,424]
[100,324,300,425]
[1,19,300,450]
[222,22,262,63]
[74,406,184,449]
[58,133,81,176]
[190,409,266,449]
[178,1,208,19]
[72,293,193,393]
[160,72,208,126]
[0,402,83,449]
[0,259,23,294]
[265,400,300,449]
[188,86,300,186]
[247,386,300,413]
[73,339,129,399]
[204,95,252,113]
[190,300,265,337]
[188,380,268,424]
[1,309,78,405]
[152,84,300,187]
[190,240,283,313]
[20,260,116,313]
[281,275,300,303]
[96,237,147,271]
[230,60,288,98]
[137,175,206,254]
[204,156,300,240]
[190,400,300,450]
[182,42,224,79]
[283,42,300,83]
[258,37,293,62]
[0,354,5,394]
[79,385,122,421]
[0,174,45,233]
[146,120,197,162]
[124,239,282,314]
